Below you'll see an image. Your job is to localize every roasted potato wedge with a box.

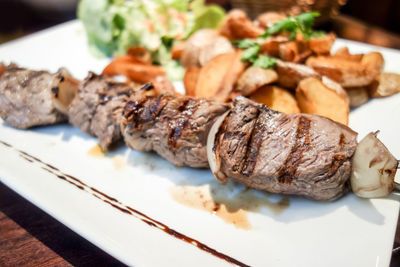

[306,56,376,87]
[255,12,287,28]
[296,77,349,125]
[368,72,400,98]
[345,87,369,108]
[127,46,152,65]
[183,67,201,96]
[171,41,186,60]
[309,33,336,55]
[236,66,278,96]
[250,85,300,114]
[195,51,245,102]
[276,60,320,89]
[219,9,264,40]
[333,47,363,62]
[180,29,233,68]
[260,36,289,57]
[361,52,384,73]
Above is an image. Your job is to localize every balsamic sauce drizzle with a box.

[0,140,249,267]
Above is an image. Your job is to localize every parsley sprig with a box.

[260,11,321,40]
[233,39,276,69]
[232,12,324,69]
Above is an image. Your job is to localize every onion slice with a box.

[207,111,230,183]
[351,131,399,198]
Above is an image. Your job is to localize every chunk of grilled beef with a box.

[121,94,228,168]
[0,64,68,128]
[213,97,358,201]
[68,72,141,151]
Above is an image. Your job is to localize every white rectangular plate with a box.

[0,21,399,267]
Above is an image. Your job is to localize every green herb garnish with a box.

[253,55,277,69]
[233,39,258,48]
[260,11,321,40]
[241,45,260,63]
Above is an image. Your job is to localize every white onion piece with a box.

[207,111,230,183]
[351,131,399,198]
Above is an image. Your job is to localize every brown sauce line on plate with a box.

[0,140,249,267]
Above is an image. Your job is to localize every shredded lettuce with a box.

[78,0,225,80]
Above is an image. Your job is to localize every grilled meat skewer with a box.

[68,72,143,151]
[1,65,396,200]
[0,64,78,128]
[209,97,358,201]
[121,91,228,168]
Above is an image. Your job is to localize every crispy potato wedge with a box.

[236,66,278,96]
[276,60,320,89]
[103,59,165,84]
[279,41,299,62]
[368,72,400,98]
[127,46,152,65]
[345,87,369,108]
[171,41,186,60]
[255,12,287,28]
[361,52,384,73]
[306,56,375,87]
[250,85,300,114]
[260,36,289,57]
[296,77,349,125]
[333,47,363,62]
[180,29,233,68]
[321,76,350,106]
[195,51,245,102]
[183,67,201,96]
[198,36,234,66]
[219,9,264,40]
[309,33,336,55]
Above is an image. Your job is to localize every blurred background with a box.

[0,0,399,48]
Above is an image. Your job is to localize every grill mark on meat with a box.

[168,98,198,150]
[124,95,172,132]
[276,116,311,184]
[241,108,279,177]
[140,83,154,91]
[314,155,346,184]
[239,110,262,176]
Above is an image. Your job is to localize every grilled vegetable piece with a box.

[250,85,300,114]
[51,68,80,114]
[351,132,398,198]
[208,97,358,201]
[236,66,278,96]
[296,77,349,125]
[68,73,141,151]
[0,64,74,129]
[121,94,228,168]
